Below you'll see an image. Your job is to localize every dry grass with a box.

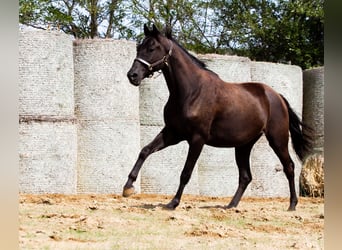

[19,194,324,249]
[300,154,324,197]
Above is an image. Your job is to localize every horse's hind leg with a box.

[123,127,181,197]
[226,136,261,209]
[266,132,298,211]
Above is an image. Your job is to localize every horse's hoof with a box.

[163,200,178,210]
[225,203,236,209]
[122,186,135,197]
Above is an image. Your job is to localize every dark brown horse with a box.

[123,24,312,211]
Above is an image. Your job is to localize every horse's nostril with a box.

[127,71,138,79]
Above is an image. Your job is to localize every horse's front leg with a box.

[165,135,204,209]
[123,127,180,197]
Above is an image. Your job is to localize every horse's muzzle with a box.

[127,71,141,86]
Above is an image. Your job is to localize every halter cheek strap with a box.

[134,41,173,75]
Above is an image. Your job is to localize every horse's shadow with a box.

[131,203,166,210]
[131,203,228,210]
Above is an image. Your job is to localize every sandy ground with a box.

[19,194,324,249]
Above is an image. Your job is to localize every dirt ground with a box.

[19,194,324,250]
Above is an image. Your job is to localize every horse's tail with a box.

[281,95,313,161]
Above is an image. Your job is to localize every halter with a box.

[134,41,173,76]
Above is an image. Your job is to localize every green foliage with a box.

[19,0,323,69]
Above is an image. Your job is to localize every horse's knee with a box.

[239,172,252,185]
[139,146,151,160]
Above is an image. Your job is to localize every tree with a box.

[209,0,324,69]
[19,0,128,38]
[19,0,324,69]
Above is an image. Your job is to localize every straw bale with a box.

[195,55,250,197]
[140,125,199,195]
[198,54,251,82]
[244,135,302,197]
[19,121,77,194]
[74,40,141,194]
[197,146,238,197]
[247,62,303,197]
[139,77,168,126]
[77,119,141,194]
[303,67,324,152]
[73,39,139,120]
[251,62,303,114]
[19,30,74,117]
[300,154,324,197]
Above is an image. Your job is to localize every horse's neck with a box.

[162,46,201,100]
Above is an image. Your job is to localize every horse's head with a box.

[127,24,173,86]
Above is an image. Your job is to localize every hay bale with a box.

[197,146,238,197]
[198,54,251,82]
[140,125,199,195]
[77,120,141,194]
[300,154,324,197]
[251,62,303,114]
[138,70,199,194]
[139,77,168,126]
[244,136,302,197]
[73,39,141,194]
[19,30,77,194]
[195,55,250,197]
[19,30,74,117]
[19,121,77,194]
[73,39,138,120]
[248,62,303,197]
[303,67,324,153]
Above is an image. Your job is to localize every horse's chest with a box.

[163,101,211,137]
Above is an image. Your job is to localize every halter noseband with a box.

[134,41,173,75]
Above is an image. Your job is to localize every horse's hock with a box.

[19,30,324,198]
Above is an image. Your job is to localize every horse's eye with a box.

[148,47,155,52]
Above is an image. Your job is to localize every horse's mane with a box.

[170,38,208,69]
[170,38,216,74]
[164,28,213,72]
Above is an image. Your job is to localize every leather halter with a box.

[134,41,173,75]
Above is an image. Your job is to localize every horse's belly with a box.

[206,120,265,147]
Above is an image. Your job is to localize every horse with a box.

[123,24,312,211]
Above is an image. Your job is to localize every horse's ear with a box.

[165,25,172,39]
[151,24,161,36]
[144,23,151,36]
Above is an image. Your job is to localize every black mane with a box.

[170,38,211,71]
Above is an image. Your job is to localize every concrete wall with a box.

[19,30,318,198]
